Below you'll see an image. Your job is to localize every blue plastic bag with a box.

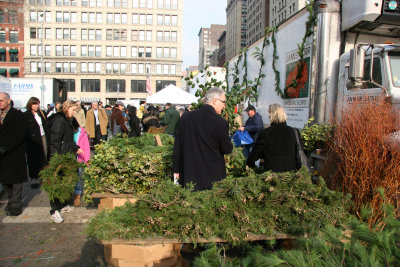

[233,130,254,147]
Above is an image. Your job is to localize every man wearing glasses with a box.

[173,87,233,191]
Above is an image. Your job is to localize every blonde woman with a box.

[47,100,83,223]
[246,103,298,172]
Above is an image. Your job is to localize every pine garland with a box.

[40,153,84,202]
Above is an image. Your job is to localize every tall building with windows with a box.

[24,0,183,104]
[246,0,269,46]
[0,0,24,77]
[198,24,226,70]
[226,0,247,60]
[270,0,306,27]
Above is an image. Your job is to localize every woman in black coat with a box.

[47,100,83,223]
[24,97,50,189]
[127,106,141,137]
[142,105,160,132]
[247,103,298,172]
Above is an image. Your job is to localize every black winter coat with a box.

[128,116,141,137]
[173,104,233,191]
[247,122,298,172]
[24,110,50,178]
[48,112,79,155]
[0,108,28,184]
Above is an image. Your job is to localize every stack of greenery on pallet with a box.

[86,169,350,244]
[83,134,174,202]
[193,200,400,266]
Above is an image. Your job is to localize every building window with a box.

[156,64,161,74]
[131,80,146,92]
[146,30,152,41]
[9,31,18,43]
[56,45,62,56]
[171,31,177,42]
[157,15,163,25]
[106,79,125,92]
[138,63,144,74]
[131,46,137,57]
[0,50,6,61]
[95,62,101,73]
[163,64,169,74]
[0,10,5,23]
[106,62,112,73]
[156,47,162,58]
[9,50,18,62]
[131,30,138,41]
[95,46,101,57]
[81,79,100,92]
[70,46,76,56]
[45,45,51,56]
[170,64,176,75]
[59,79,76,92]
[8,11,17,24]
[146,47,151,57]
[171,48,176,58]
[156,80,175,92]
[63,45,70,56]
[45,62,51,72]
[56,62,62,72]
[30,62,37,72]
[131,63,136,74]
[171,15,177,25]
[0,31,5,43]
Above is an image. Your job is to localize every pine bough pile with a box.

[86,169,350,244]
[193,203,400,266]
[83,134,174,202]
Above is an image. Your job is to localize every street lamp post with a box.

[40,13,45,108]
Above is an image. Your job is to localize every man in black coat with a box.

[173,87,233,191]
[0,92,28,216]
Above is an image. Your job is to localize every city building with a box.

[246,0,269,46]
[226,0,247,60]
[217,30,226,67]
[198,24,226,70]
[24,0,183,105]
[0,0,24,78]
[270,0,306,27]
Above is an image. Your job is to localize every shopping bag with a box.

[233,130,254,147]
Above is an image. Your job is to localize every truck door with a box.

[344,56,384,106]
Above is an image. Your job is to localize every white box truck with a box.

[0,78,67,110]
[228,0,400,128]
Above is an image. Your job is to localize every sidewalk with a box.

[0,181,105,267]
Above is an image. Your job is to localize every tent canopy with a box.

[146,84,198,105]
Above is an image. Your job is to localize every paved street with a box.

[0,181,105,267]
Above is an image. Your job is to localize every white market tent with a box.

[146,84,198,105]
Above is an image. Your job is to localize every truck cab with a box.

[337,44,400,112]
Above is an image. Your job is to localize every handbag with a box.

[293,128,311,171]
[233,130,254,147]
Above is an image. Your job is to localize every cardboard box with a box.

[98,197,137,211]
[105,243,180,263]
[110,256,178,267]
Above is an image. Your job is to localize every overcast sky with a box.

[182,0,226,69]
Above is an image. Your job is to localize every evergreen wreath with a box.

[40,153,83,202]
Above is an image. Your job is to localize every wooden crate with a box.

[91,193,137,211]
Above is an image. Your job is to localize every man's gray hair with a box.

[203,87,225,104]
[0,92,10,99]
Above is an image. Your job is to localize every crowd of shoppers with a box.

[0,88,302,222]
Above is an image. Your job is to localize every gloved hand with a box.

[0,146,6,155]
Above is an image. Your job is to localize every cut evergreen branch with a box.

[86,169,350,244]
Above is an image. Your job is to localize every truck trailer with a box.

[228,0,400,128]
